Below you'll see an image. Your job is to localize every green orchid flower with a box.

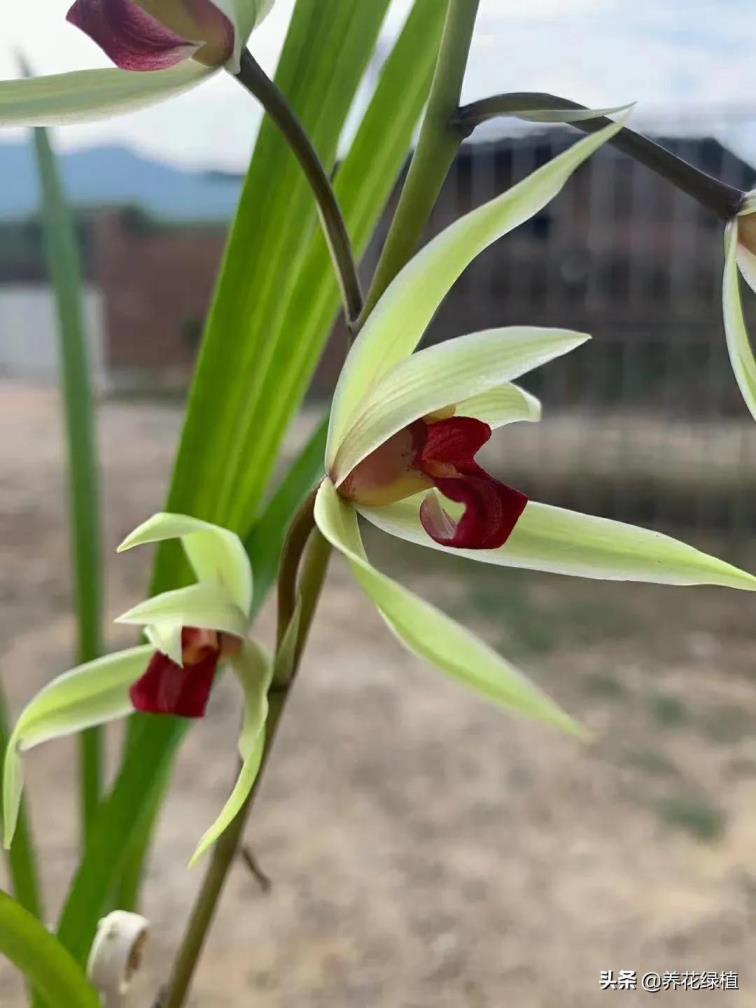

[0,0,273,127]
[723,192,756,421]
[3,513,271,865]
[314,116,756,735]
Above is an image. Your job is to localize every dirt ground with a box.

[2,382,756,1006]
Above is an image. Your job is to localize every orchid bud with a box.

[87,911,149,1005]
[66,0,258,73]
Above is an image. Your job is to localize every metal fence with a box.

[394,108,756,562]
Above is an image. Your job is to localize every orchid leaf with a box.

[0,63,212,127]
[189,640,271,866]
[119,512,253,615]
[228,0,447,529]
[115,583,247,639]
[455,382,541,428]
[327,114,629,461]
[3,646,152,848]
[723,220,756,421]
[331,327,586,480]
[0,892,98,1008]
[315,480,580,735]
[358,496,756,591]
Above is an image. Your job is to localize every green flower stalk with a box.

[3,514,271,866]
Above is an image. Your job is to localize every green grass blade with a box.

[0,891,98,1008]
[32,123,103,839]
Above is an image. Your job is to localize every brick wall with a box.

[92,209,227,389]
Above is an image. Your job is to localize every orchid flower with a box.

[3,513,272,865]
[0,0,273,126]
[722,192,756,421]
[314,117,756,735]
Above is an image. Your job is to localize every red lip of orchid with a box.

[130,626,242,718]
[339,413,527,551]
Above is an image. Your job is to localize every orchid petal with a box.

[115,583,248,638]
[222,0,275,70]
[455,382,541,428]
[314,480,580,735]
[189,640,272,865]
[723,221,756,421]
[331,327,585,482]
[3,645,152,847]
[326,113,628,463]
[144,621,183,665]
[358,495,756,591]
[507,103,632,123]
[118,512,252,615]
[0,63,213,127]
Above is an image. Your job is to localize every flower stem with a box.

[453,92,744,221]
[359,0,481,321]
[235,49,363,325]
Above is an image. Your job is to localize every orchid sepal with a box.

[188,639,272,866]
[326,112,630,461]
[114,582,248,640]
[723,214,756,421]
[330,326,588,481]
[0,63,213,128]
[357,495,756,591]
[314,479,582,736]
[3,645,153,848]
[118,511,253,615]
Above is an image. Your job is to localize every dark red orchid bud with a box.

[67,0,234,72]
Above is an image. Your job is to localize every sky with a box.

[1,0,755,171]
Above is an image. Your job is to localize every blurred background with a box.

[2,1,756,1005]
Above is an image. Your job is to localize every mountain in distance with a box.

[0,141,243,223]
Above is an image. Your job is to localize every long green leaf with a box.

[32,123,103,840]
[0,891,98,1008]
[225,0,447,530]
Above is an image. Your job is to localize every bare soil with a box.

[1,382,756,1006]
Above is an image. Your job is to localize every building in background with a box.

[0,129,754,401]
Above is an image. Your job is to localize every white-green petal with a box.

[326,113,628,462]
[0,63,213,127]
[358,495,756,591]
[331,327,585,481]
[118,512,253,615]
[507,103,632,123]
[314,480,580,735]
[229,0,276,70]
[3,645,152,848]
[189,640,272,865]
[455,382,541,428]
[144,621,183,665]
[723,221,756,421]
[115,583,248,639]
